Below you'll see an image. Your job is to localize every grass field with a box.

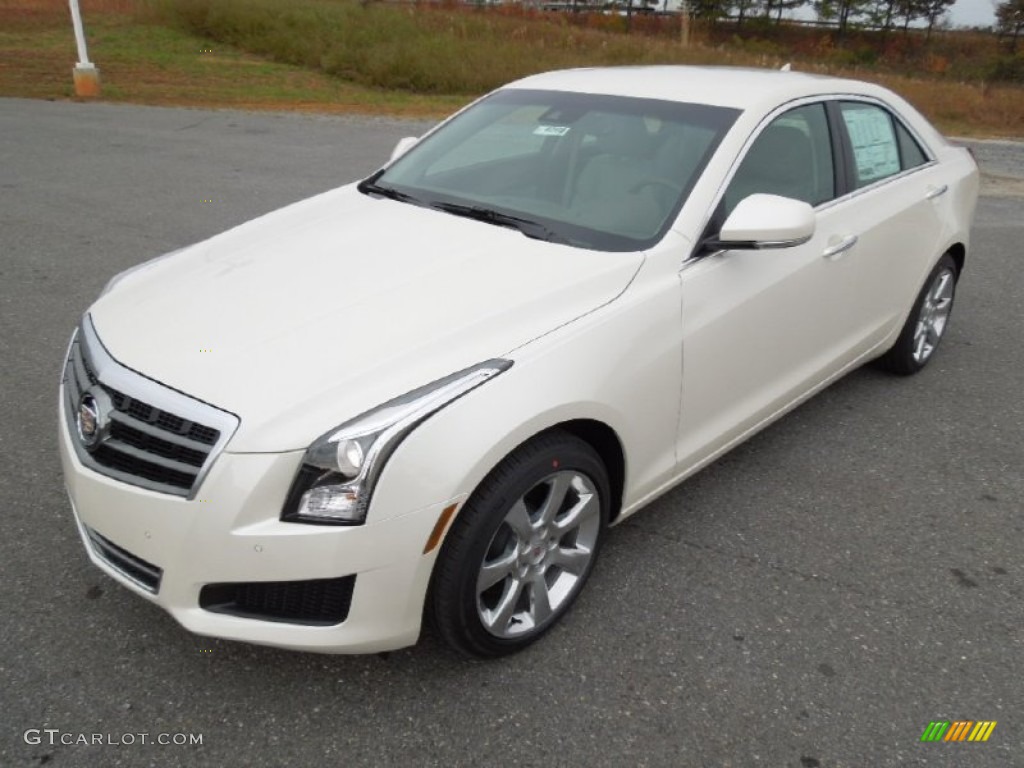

[0,0,465,115]
[1,0,1022,136]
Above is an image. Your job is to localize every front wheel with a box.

[876,253,958,375]
[429,430,610,658]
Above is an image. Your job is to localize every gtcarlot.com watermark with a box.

[24,729,203,746]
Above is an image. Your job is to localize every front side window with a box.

[722,103,835,217]
[364,89,740,252]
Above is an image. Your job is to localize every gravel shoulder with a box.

[955,138,1024,198]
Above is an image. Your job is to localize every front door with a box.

[676,102,868,471]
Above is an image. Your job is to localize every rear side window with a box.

[839,102,929,189]
[839,102,901,188]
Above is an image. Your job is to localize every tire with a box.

[876,253,958,376]
[429,430,610,658]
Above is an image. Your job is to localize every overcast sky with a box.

[948,0,997,27]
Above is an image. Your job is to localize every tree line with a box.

[997,0,1024,51]
[684,0,953,38]
[635,0,1024,47]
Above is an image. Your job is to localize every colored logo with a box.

[77,388,111,451]
[921,721,997,742]
[77,392,100,447]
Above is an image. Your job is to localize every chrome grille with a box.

[62,315,239,498]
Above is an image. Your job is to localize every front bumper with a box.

[58,385,456,653]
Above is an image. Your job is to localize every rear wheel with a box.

[430,430,609,658]
[876,253,958,375]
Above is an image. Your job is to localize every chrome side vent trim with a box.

[86,527,163,594]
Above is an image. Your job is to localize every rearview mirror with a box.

[390,136,419,162]
[708,193,815,251]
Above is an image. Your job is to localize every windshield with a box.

[362,89,740,252]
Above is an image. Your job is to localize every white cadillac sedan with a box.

[59,66,979,657]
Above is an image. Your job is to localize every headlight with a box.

[281,359,512,525]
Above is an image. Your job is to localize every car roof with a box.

[505,65,888,113]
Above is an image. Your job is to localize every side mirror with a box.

[389,136,419,162]
[707,193,815,251]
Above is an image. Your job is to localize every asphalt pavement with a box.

[1,98,1022,767]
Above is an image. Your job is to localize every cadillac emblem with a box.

[77,392,102,448]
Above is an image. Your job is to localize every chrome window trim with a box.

[683,93,939,267]
[63,314,240,499]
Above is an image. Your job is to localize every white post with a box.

[69,0,92,66]
[68,0,101,96]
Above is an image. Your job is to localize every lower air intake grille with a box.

[86,528,163,594]
[199,576,356,626]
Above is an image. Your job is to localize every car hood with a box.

[90,185,644,452]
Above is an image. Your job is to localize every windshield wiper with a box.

[432,202,569,245]
[357,174,423,206]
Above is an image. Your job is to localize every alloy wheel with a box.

[911,266,955,365]
[476,470,601,639]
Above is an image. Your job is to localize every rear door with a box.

[828,100,948,345]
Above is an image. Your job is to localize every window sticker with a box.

[843,107,899,183]
[533,125,571,137]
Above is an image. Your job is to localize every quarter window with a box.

[894,119,928,170]
[723,103,835,217]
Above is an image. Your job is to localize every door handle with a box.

[822,234,858,259]
[926,184,949,200]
